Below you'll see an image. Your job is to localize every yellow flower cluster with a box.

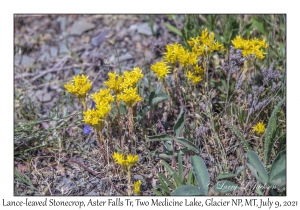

[252,122,265,134]
[113,152,138,171]
[133,180,142,195]
[164,43,198,68]
[104,67,144,95]
[117,87,142,107]
[64,74,92,100]
[150,61,171,80]
[83,88,114,130]
[150,29,224,85]
[187,29,225,56]
[186,70,202,85]
[232,36,268,59]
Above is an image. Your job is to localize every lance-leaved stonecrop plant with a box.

[64,74,92,109]
[113,152,139,195]
[232,36,268,59]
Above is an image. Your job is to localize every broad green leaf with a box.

[164,22,183,36]
[178,155,184,184]
[173,109,185,137]
[175,138,199,153]
[269,150,286,187]
[146,134,173,142]
[151,93,169,107]
[212,181,239,195]
[186,169,194,185]
[156,182,170,195]
[161,160,182,188]
[245,151,269,184]
[230,125,250,152]
[264,97,285,164]
[152,189,163,196]
[171,185,204,196]
[158,173,176,190]
[235,166,245,176]
[216,172,237,180]
[148,91,156,106]
[190,156,210,195]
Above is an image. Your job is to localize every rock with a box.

[38,52,51,62]
[59,42,69,54]
[50,47,58,57]
[70,20,96,36]
[35,90,52,103]
[118,52,133,62]
[43,73,52,81]
[91,29,110,47]
[133,175,145,182]
[21,55,35,67]
[137,22,158,36]
[144,49,153,61]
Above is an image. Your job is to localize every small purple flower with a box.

[83,100,96,135]
[83,124,93,135]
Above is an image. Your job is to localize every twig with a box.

[40,148,126,195]
[29,57,69,83]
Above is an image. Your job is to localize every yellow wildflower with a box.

[64,74,92,100]
[252,122,266,134]
[113,152,138,171]
[133,180,142,195]
[150,61,171,80]
[164,43,184,66]
[188,29,225,56]
[193,64,204,76]
[104,72,124,95]
[121,67,144,90]
[91,88,114,105]
[231,36,268,59]
[186,70,202,85]
[117,87,142,107]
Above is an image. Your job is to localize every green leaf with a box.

[186,169,194,185]
[161,160,182,188]
[178,154,184,184]
[251,18,267,36]
[156,181,170,195]
[155,84,162,95]
[216,172,237,180]
[212,181,239,195]
[230,125,250,152]
[151,93,169,107]
[175,138,199,153]
[173,109,185,137]
[245,151,269,184]
[269,150,286,187]
[158,173,176,190]
[190,155,210,195]
[235,166,245,176]
[148,91,156,106]
[146,134,173,142]
[164,22,183,36]
[152,189,163,196]
[264,97,285,164]
[171,185,204,196]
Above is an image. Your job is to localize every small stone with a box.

[118,52,133,62]
[21,55,35,67]
[43,73,52,81]
[35,90,52,103]
[137,22,158,36]
[50,47,58,57]
[133,175,145,182]
[70,20,96,36]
